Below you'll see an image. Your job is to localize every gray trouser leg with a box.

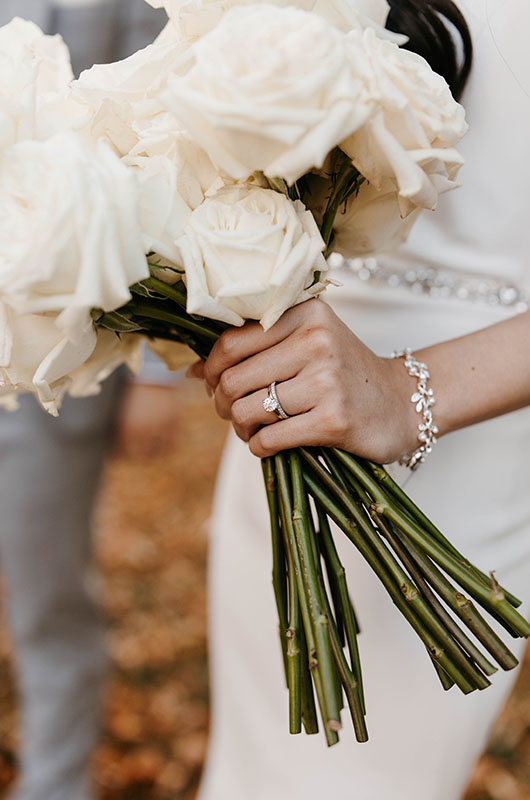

[0,373,125,800]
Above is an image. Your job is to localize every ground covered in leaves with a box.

[0,379,529,799]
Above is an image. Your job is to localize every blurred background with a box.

[0,2,529,800]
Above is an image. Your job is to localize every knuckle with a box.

[217,328,239,357]
[304,325,335,357]
[317,327,335,353]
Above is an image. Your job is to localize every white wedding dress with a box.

[198,3,530,798]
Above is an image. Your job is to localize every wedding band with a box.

[263,381,290,420]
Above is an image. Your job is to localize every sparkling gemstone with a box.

[263,397,277,413]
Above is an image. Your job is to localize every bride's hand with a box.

[196,299,418,462]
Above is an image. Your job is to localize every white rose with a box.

[308,0,390,32]
[0,131,149,343]
[147,0,391,42]
[341,29,468,215]
[0,301,142,414]
[146,0,244,41]
[332,179,421,256]
[0,301,97,415]
[162,4,373,185]
[72,39,190,156]
[125,128,223,262]
[176,184,327,330]
[0,17,74,151]
[68,329,144,399]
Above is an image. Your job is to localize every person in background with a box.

[0,3,165,800]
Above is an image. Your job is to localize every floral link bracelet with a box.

[392,348,438,470]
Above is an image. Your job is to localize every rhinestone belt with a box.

[329,254,529,314]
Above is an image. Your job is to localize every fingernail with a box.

[205,383,214,398]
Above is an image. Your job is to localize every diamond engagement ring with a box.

[263,381,290,420]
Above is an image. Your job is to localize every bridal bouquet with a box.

[1,1,529,746]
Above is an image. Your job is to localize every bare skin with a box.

[190,298,530,464]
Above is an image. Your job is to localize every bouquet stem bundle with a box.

[96,273,530,746]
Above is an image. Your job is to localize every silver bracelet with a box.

[392,348,438,470]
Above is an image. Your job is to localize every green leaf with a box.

[130,281,163,299]
[266,176,290,197]
[97,311,146,333]
[148,260,184,276]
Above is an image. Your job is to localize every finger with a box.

[212,337,309,419]
[248,410,333,458]
[231,377,314,442]
[204,300,316,390]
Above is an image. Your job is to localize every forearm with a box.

[416,310,530,438]
[198,301,530,464]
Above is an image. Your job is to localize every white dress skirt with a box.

[197,3,530,798]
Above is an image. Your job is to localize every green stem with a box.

[327,454,500,679]
[387,504,530,639]
[304,470,478,694]
[319,575,368,741]
[275,461,302,734]
[142,276,189,308]
[275,454,339,747]
[316,506,366,714]
[306,511,344,716]
[364,459,521,609]
[377,516,498,678]
[304,453,491,691]
[433,659,456,691]
[261,459,289,685]
[320,161,360,246]
[309,506,367,741]
[334,451,530,639]
[290,452,342,731]
[390,527,520,671]
[131,302,220,342]
[286,586,302,735]
[299,625,319,735]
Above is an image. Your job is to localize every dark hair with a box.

[385,0,473,101]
